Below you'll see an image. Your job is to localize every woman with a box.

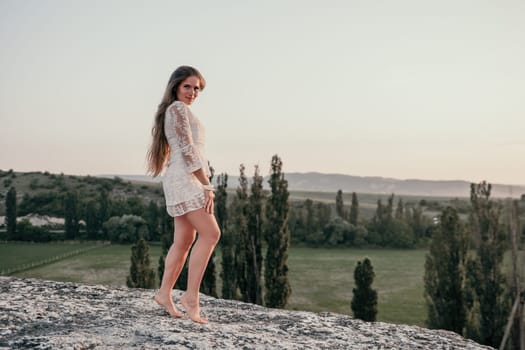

[147,66,220,324]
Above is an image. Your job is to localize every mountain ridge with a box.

[102,172,525,198]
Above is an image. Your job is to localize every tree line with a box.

[2,186,166,244]
[5,169,521,251]
[289,190,434,248]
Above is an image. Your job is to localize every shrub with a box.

[104,214,149,243]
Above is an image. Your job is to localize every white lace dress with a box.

[162,101,211,217]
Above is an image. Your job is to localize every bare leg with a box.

[155,216,196,318]
[179,208,221,324]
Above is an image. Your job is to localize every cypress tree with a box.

[508,199,522,350]
[246,165,265,304]
[407,205,427,242]
[173,257,189,291]
[424,206,468,334]
[64,191,79,240]
[5,187,17,240]
[220,227,237,299]
[368,199,385,246]
[351,258,378,322]
[288,205,304,243]
[374,199,385,224]
[127,238,156,288]
[305,201,331,245]
[464,181,510,346]
[304,199,315,237]
[369,194,412,247]
[158,205,174,287]
[85,200,98,240]
[233,164,249,301]
[336,189,345,219]
[146,200,160,242]
[395,198,404,220]
[386,194,394,222]
[349,192,359,226]
[98,190,110,239]
[201,165,218,297]
[200,253,218,297]
[264,155,291,308]
[215,173,228,233]
[315,202,331,231]
[216,173,237,299]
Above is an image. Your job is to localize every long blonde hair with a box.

[146,66,206,176]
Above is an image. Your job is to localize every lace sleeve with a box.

[167,102,204,173]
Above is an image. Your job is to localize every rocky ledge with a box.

[0,277,492,349]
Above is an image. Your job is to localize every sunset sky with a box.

[1,0,524,185]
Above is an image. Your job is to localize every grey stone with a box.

[0,277,493,349]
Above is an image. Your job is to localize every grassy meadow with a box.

[3,243,162,286]
[288,248,426,326]
[1,242,428,326]
[0,242,105,274]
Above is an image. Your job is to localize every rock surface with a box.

[0,277,493,349]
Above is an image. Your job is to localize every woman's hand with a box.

[192,168,215,214]
[204,189,215,214]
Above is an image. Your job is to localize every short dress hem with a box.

[166,191,206,217]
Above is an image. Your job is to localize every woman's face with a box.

[176,76,201,105]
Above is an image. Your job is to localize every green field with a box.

[0,242,103,273]
[5,243,162,285]
[288,248,426,325]
[11,244,524,327]
[1,242,428,326]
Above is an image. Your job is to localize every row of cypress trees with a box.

[218,155,291,307]
[424,181,518,348]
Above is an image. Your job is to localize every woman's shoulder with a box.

[167,100,190,115]
[168,100,187,109]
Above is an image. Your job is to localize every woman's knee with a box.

[202,227,221,245]
[211,227,221,244]
[186,209,221,244]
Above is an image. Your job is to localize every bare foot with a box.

[180,293,208,324]
[154,292,183,318]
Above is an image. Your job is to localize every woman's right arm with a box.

[168,101,205,173]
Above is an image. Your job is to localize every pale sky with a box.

[1,0,524,185]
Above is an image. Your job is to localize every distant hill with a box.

[0,170,165,216]
[101,172,525,198]
[283,172,524,198]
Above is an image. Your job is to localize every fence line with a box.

[0,242,111,276]
[0,240,111,245]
